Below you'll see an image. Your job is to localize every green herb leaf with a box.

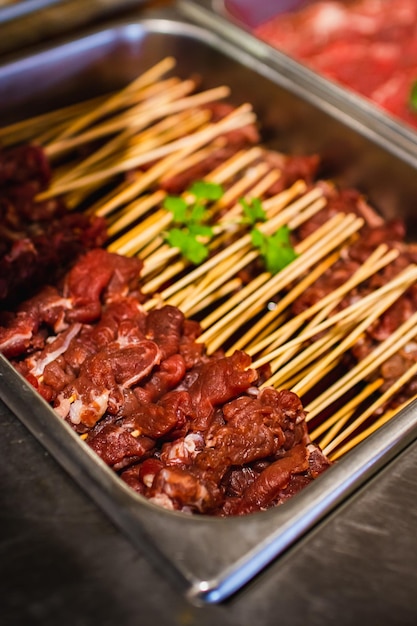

[189,202,206,224]
[409,80,417,113]
[188,223,214,238]
[251,225,298,274]
[163,196,188,222]
[240,197,267,225]
[163,181,222,265]
[189,180,224,201]
[165,229,209,265]
[251,228,266,251]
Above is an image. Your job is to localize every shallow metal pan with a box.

[1,11,417,604]
[179,0,417,161]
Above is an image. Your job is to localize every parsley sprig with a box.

[163,181,298,273]
[251,225,298,274]
[163,181,223,265]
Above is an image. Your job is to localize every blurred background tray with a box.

[179,0,417,162]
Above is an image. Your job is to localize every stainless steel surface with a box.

[2,394,417,625]
[1,11,417,603]
[179,0,417,160]
[0,0,149,55]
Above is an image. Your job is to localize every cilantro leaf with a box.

[189,180,224,201]
[240,197,267,225]
[163,196,188,222]
[409,80,417,113]
[251,226,298,274]
[165,228,209,264]
[163,180,222,265]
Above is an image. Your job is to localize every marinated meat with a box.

[0,143,107,308]
[0,248,330,515]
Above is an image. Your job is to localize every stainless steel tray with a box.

[1,11,417,604]
[0,0,148,56]
[179,0,417,161]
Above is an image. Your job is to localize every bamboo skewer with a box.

[155,185,326,307]
[0,92,115,145]
[231,251,341,353]
[319,378,384,450]
[294,282,416,400]
[310,378,384,443]
[329,394,417,461]
[199,213,363,352]
[186,278,243,318]
[72,104,255,216]
[217,168,281,220]
[105,137,248,242]
[54,104,211,189]
[324,361,417,458]
[249,245,400,362]
[50,57,177,143]
[167,191,327,319]
[39,99,251,201]
[304,308,417,421]
[107,190,166,239]
[264,325,348,389]
[43,83,231,163]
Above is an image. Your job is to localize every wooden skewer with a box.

[201,146,263,184]
[158,138,227,182]
[179,248,258,315]
[155,185,326,303]
[279,358,338,395]
[199,271,270,330]
[200,213,363,352]
[136,236,167,262]
[179,190,325,323]
[264,325,347,389]
[42,88,238,195]
[329,394,417,461]
[295,281,416,400]
[239,252,340,356]
[44,82,230,161]
[109,144,269,264]
[107,136,252,241]
[0,92,114,145]
[53,104,254,213]
[250,247,404,366]
[186,278,243,318]
[107,190,166,238]
[304,308,417,419]
[50,57,177,142]
[313,378,384,446]
[217,168,281,220]
[141,259,189,300]
[107,209,172,257]
[259,259,415,388]
[325,361,417,458]
[54,101,209,189]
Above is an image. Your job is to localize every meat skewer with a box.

[1,57,417,516]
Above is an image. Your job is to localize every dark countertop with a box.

[2,397,417,626]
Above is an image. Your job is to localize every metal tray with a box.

[1,10,417,604]
[0,0,149,56]
[179,0,417,161]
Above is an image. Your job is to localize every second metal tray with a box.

[179,0,417,163]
